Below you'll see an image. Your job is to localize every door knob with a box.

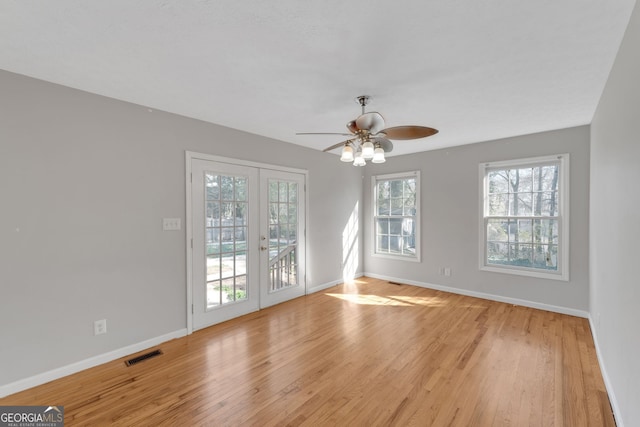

[260,246,268,251]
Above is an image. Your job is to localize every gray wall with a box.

[362,126,591,312]
[3,19,637,417]
[0,70,363,386]
[591,0,640,424]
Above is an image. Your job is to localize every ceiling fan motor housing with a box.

[354,111,385,135]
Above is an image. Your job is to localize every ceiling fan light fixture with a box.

[300,95,438,167]
[361,140,374,159]
[372,146,386,163]
[340,144,354,162]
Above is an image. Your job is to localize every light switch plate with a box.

[163,218,181,231]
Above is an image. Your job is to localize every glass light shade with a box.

[371,147,386,163]
[361,140,374,159]
[340,145,354,162]
[353,153,366,167]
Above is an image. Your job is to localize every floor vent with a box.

[388,281,404,286]
[125,349,163,367]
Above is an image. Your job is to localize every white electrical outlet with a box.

[94,319,107,336]
[163,218,181,231]
[444,267,451,277]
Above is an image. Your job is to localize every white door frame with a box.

[185,151,309,334]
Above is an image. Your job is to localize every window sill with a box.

[372,252,421,263]
[480,265,568,281]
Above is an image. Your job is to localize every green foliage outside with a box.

[207,241,247,256]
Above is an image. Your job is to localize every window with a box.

[373,171,420,261]
[480,155,569,280]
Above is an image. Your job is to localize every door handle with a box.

[260,246,268,251]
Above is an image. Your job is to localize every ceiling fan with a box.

[297,95,438,166]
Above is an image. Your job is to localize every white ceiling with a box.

[1,1,636,156]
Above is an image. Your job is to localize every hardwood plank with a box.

[0,277,615,426]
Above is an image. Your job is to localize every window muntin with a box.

[373,172,420,260]
[481,155,568,280]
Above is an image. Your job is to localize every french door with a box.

[260,169,306,308]
[188,154,306,331]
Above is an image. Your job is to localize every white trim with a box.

[185,151,310,334]
[0,329,187,398]
[185,151,307,175]
[588,316,624,427]
[307,279,345,294]
[307,273,365,294]
[479,265,567,281]
[371,252,422,263]
[478,154,570,281]
[372,170,421,181]
[364,272,589,318]
[185,154,194,334]
[371,170,421,262]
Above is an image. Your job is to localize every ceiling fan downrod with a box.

[356,95,370,115]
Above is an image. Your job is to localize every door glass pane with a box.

[206,175,220,199]
[289,183,298,203]
[279,182,288,203]
[205,172,249,309]
[207,279,222,306]
[279,223,289,242]
[235,203,247,225]
[235,177,247,201]
[279,203,288,224]
[221,176,233,199]
[268,178,298,292]
[288,204,297,223]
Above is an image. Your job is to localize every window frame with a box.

[479,154,570,281]
[372,171,421,262]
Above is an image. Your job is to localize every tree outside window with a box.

[480,155,569,280]
[373,171,420,261]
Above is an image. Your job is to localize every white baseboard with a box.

[363,272,589,318]
[0,328,188,398]
[307,273,364,294]
[588,316,624,427]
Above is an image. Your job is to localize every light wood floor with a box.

[1,277,614,426]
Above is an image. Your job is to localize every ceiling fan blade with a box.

[372,136,393,153]
[380,126,438,140]
[322,139,353,152]
[297,132,353,136]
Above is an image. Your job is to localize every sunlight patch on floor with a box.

[389,295,448,306]
[325,292,455,307]
[325,292,489,308]
[326,293,412,306]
